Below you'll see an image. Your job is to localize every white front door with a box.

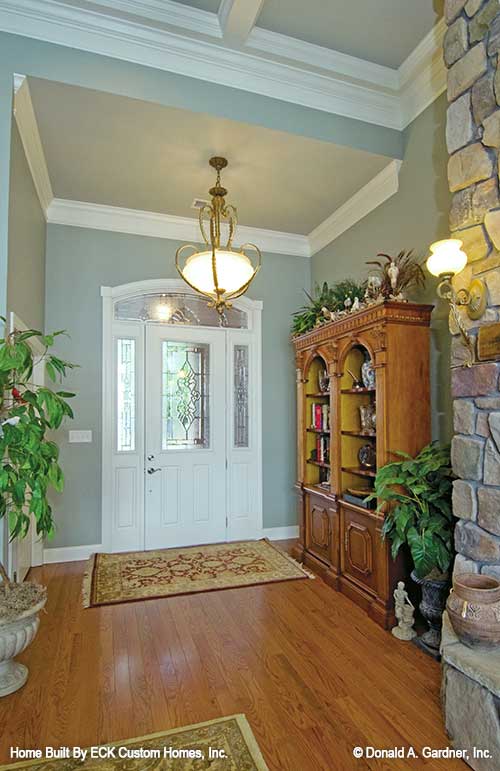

[144,325,227,549]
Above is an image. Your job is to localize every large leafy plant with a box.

[367,443,454,579]
[292,279,365,336]
[0,321,75,586]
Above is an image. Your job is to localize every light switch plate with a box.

[69,430,92,443]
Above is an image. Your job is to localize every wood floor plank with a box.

[0,543,465,771]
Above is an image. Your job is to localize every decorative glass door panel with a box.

[145,327,226,549]
[162,342,209,450]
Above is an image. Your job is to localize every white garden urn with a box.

[0,599,46,697]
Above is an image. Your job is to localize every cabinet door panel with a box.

[305,494,331,565]
[341,506,377,592]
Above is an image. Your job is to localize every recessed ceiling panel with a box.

[28,77,390,235]
[257,0,444,69]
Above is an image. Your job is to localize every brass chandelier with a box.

[176,157,262,315]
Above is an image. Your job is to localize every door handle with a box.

[147,467,161,475]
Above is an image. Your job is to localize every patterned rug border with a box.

[82,538,313,609]
[0,714,269,771]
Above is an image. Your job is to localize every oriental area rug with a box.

[82,539,311,608]
[0,715,269,771]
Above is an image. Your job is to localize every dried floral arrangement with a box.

[291,250,426,337]
[366,250,426,301]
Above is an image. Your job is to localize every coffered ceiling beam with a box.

[219,0,265,44]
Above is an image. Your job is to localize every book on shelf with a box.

[311,402,330,431]
[316,434,330,464]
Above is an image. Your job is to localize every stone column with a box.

[445,0,500,579]
[443,3,500,767]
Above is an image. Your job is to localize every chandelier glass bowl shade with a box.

[175,157,261,314]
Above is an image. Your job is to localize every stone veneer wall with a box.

[445,0,500,579]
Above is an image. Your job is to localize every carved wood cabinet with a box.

[292,301,433,628]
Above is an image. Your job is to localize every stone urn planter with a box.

[447,573,500,649]
[0,583,47,697]
[411,570,450,659]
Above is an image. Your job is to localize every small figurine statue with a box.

[321,306,331,320]
[344,296,352,311]
[365,275,383,303]
[351,296,360,312]
[388,260,399,292]
[392,581,416,641]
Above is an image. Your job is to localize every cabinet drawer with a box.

[341,505,377,593]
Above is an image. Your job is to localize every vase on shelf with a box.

[361,352,375,390]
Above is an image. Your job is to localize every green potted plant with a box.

[367,443,454,657]
[292,279,366,336]
[0,320,75,696]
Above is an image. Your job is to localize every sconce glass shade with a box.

[426,239,468,278]
[183,249,254,295]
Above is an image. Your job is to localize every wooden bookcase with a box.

[293,301,433,629]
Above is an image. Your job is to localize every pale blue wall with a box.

[44,224,310,547]
[312,96,453,443]
[0,32,403,159]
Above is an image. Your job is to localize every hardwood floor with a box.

[0,541,464,770]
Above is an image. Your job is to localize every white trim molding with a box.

[0,0,444,130]
[399,18,447,129]
[43,543,101,563]
[41,528,299,561]
[12,74,53,214]
[45,164,404,257]
[308,160,402,255]
[247,27,398,92]
[95,0,222,38]
[262,526,299,541]
[47,198,311,258]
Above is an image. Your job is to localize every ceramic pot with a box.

[361,353,375,390]
[447,573,500,649]
[0,599,46,697]
[411,570,450,658]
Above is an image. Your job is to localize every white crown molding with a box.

[308,160,402,256]
[0,0,399,129]
[91,0,222,38]
[46,158,403,259]
[247,27,399,92]
[0,1,446,130]
[46,198,311,258]
[12,74,53,214]
[399,17,447,129]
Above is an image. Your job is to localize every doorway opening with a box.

[101,280,263,553]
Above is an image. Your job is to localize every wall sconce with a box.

[426,239,487,367]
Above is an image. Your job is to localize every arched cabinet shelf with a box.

[293,301,433,629]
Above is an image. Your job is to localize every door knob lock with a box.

[147,454,155,461]
[147,467,161,475]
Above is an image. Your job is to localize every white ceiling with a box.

[28,77,389,235]
[257,0,444,69]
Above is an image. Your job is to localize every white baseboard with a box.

[43,530,297,563]
[262,526,299,540]
[43,544,102,564]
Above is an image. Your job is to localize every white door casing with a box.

[101,279,263,553]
